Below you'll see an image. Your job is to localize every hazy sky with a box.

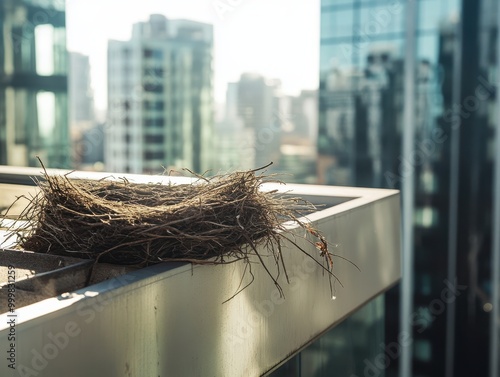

[66,0,320,111]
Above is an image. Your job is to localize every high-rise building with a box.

[278,90,318,183]
[213,82,253,171]
[217,81,318,183]
[235,73,282,169]
[69,51,94,127]
[0,0,70,168]
[319,1,500,377]
[282,90,318,143]
[214,74,282,171]
[216,78,318,182]
[106,14,214,174]
[69,51,97,168]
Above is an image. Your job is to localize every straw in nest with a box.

[4,163,354,299]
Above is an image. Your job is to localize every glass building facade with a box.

[0,0,70,168]
[270,295,385,377]
[319,1,500,377]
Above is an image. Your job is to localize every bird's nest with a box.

[4,165,350,299]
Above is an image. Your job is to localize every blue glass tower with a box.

[318,1,500,377]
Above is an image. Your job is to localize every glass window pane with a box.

[37,91,56,139]
[321,10,354,39]
[360,3,405,35]
[269,295,385,377]
[418,0,460,31]
[35,24,55,76]
[320,43,353,71]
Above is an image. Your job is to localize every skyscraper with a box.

[214,73,283,172]
[319,1,500,377]
[0,0,70,168]
[69,51,97,168]
[278,90,318,183]
[69,51,94,128]
[106,15,214,174]
[235,73,282,169]
[213,82,254,171]
[217,78,318,182]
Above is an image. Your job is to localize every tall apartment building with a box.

[0,0,70,168]
[106,15,213,174]
[319,1,499,377]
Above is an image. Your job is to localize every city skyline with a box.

[66,0,320,113]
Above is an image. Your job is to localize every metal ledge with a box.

[0,172,400,377]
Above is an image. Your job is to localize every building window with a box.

[320,9,353,39]
[144,100,164,111]
[153,50,163,59]
[35,25,55,76]
[143,49,163,59]
[420,169,437,193]
[155,118,164,127]
[143,83,163,93]
[144,151,164,160]
[414,339,432,362]
[145,135,164,144]
[414,206,438,228]
[37,92,56,140]
[417,273,432,296]
[144,118,164,128]
[155,101,164,110]
[145,67,164,79]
